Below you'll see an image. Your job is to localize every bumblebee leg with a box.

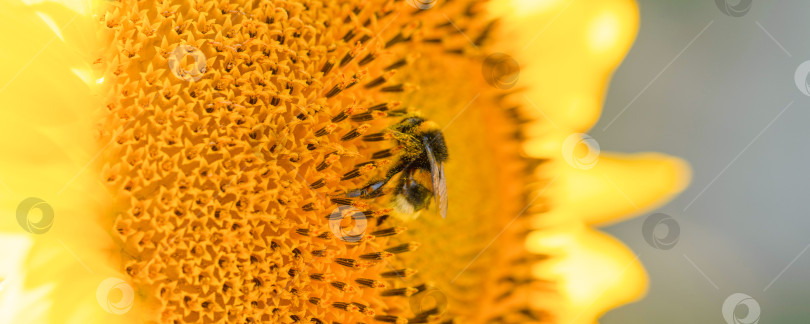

[346,158,410,198]
[346,179,386,198]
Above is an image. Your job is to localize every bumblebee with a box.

[347,116,448,220]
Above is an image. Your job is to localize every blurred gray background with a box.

[597,0,810,323]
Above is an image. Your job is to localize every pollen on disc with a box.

[98,0,544,323]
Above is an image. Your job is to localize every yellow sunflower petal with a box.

[488,0,639,132]
[491,0,690,321]
[526,225,647,324]
[0,1,122,323]
[559,152,691,225]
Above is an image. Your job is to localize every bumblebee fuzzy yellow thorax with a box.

[417,120,440,133]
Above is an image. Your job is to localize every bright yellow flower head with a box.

[0,0,690,323]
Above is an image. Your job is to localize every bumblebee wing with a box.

[423,137,448,219]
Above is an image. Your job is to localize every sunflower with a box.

[0,0,690,323]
